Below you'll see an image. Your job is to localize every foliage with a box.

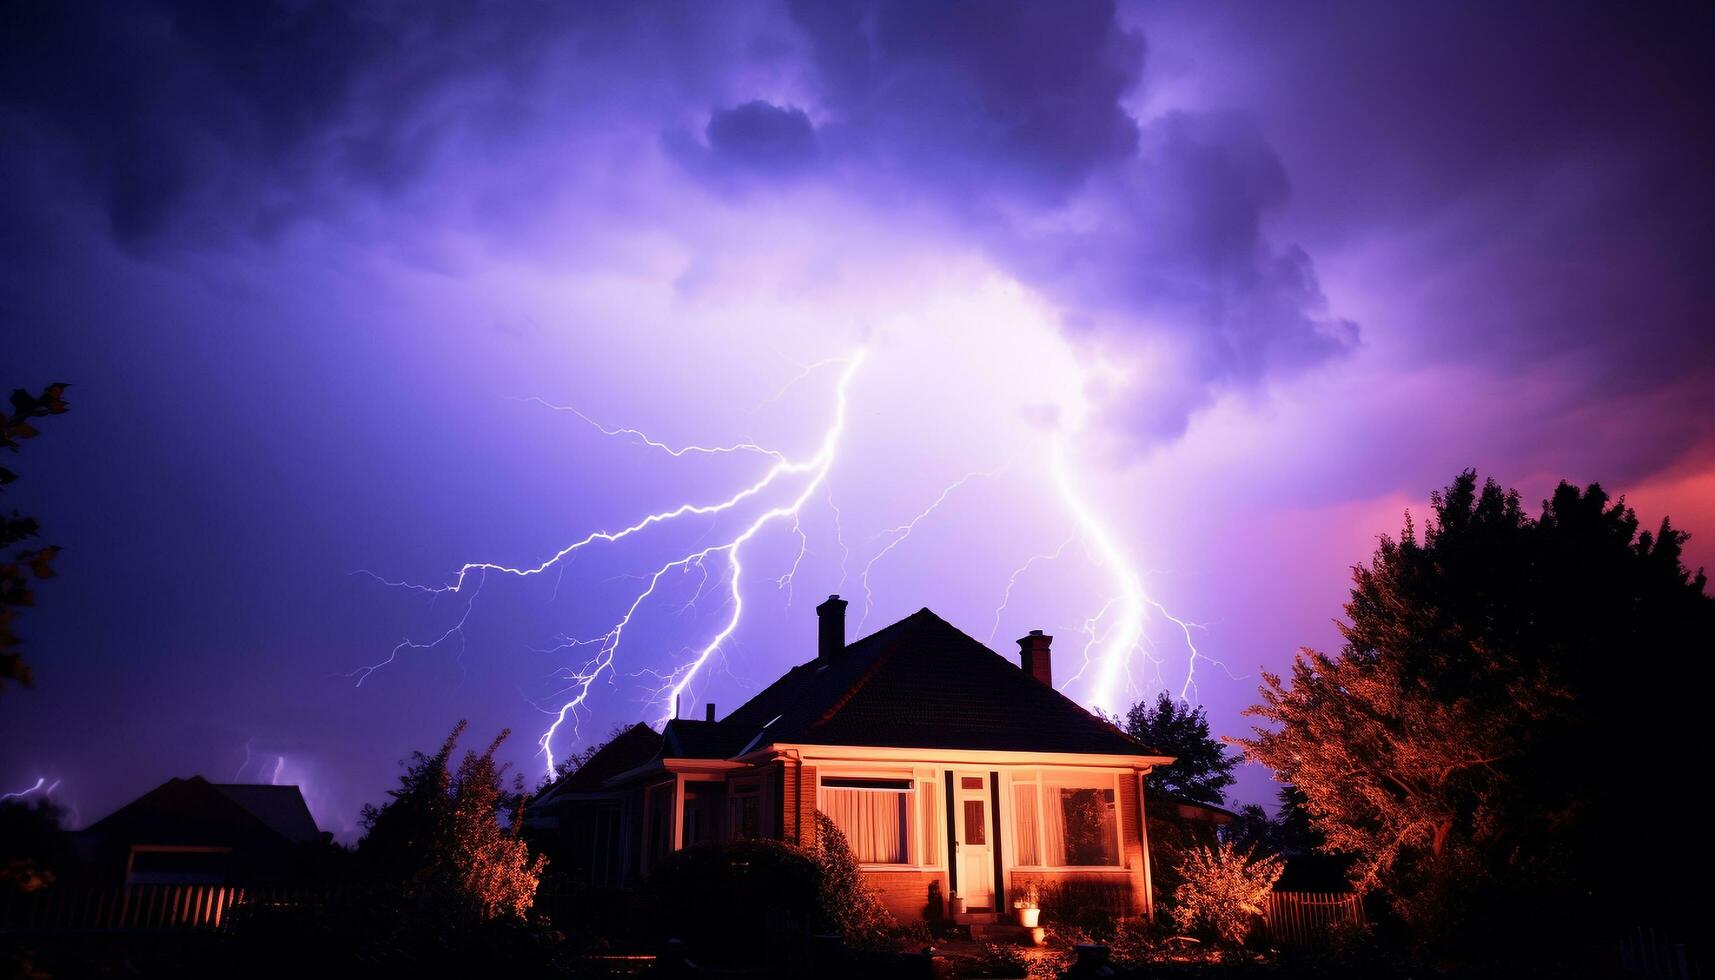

[964,943,1030,978]
[811,810,896,947]
[1239,471,1715,949]
[0,797,69,894]
[358,720,547,923]
[1040,876,1131,940]
[1,383,70,692]
[644,837,821,962]
[1169,841,1283,946]
[1121,692,1238,806]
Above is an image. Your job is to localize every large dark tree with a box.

[2,383,70,691]
[1240,471,1712,952]
[1121,691,1239,806]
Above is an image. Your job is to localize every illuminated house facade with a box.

[528,597,1173,922]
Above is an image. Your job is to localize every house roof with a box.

[208,784,323,843]
[713,607,1167,760]
[539,722,664,799]
[81,776,321,848]
[661,718,759,759]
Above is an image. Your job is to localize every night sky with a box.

[5,1,1712,839]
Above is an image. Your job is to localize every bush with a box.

[645,838,820,962]
[810,811,896,947]
[1169,841,1282,946]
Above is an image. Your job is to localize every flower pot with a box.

[950,895,967,915]
[1016,907,1040,928]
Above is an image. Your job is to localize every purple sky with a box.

[5,1,1712,838]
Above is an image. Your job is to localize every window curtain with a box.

[918,782,940,866]
[823,788,908,863]
[1013,783,1041,866]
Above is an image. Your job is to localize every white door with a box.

[953,773,994,911]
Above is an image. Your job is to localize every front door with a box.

[953,773,994,911]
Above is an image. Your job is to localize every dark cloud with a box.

[705,101,820,176]
[789,0,1142,201]
[779,0,1353,436]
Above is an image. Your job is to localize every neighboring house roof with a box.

[712,607,1167,761]
[1155,792,1238,825]
[210,784,323,843]
[537,722,664,801]
[81,776,321,848]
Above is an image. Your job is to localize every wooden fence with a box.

[1621,926,1703,979]
[0,885,317,933]
[1262,890,1364,945]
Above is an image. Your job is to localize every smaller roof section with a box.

[535,723,663,803]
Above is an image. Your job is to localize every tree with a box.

[1121,691,1238,805]
[359,721,547,922]
[2,383,70,691]
[1239,471,1713,951]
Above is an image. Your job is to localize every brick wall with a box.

[860,869,948,922]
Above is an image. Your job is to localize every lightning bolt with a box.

[360,343,1235,779]
[2,777,60,801]
[1047,434,1233,711]
[363,352,866,775]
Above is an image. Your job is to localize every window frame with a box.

[1009,768,1128,872]
[816,768,945,872]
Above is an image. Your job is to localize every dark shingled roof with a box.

[209,784,322,843]
[661,718,760,759]
[543,722,664,797]
[82,776,321,848]
[717,608,1165,758]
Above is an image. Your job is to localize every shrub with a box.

[1169,841,1283,945]
[810,811,897,947]
[645,838,820,961]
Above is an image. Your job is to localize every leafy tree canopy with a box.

[1121,691,1239,806]
[1240,471,1713,948]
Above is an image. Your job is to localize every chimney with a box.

[1018,630,1053,687]
[705,702,716,722]
[817,594,848,661]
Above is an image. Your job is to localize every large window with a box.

[820,775,941,867]
[822,777,910,864]
[1013,773,1121,868]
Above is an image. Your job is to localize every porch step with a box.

[951,911,996,926]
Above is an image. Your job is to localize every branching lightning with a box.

[360,346,1234,777]
[2,777,60,801]
[362,352,866,775]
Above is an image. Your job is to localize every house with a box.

[528,596,1174,922]
[74,776,327,885]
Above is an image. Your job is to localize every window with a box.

[1013,774,1121,868]
[729,781,761,840]
[822,777,910,864]
[1047,785,1118,866]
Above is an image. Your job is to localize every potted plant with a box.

[950,891,966,915]
[1012,883,1041,927]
